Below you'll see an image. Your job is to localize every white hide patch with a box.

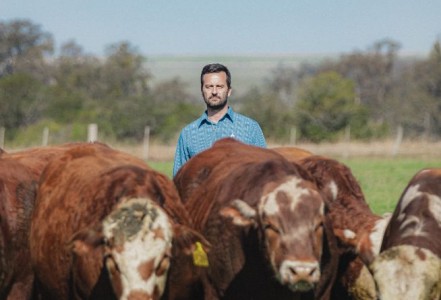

[327,180,338,201]
[102,198,173,300]
[400,215,427,238]
[428,193,441,227]
[398,184,422,221]
[369,214,392,256]
[343,229,356,240]
[397,184,441,238]
[261,177,316,217]
[371,245,441,300]
[231,199,257,219]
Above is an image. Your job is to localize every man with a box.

[173,63,266,176]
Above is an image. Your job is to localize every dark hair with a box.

[200,63,231,90]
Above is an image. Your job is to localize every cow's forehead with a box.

[102,198,173,299]
[260,176,323,217]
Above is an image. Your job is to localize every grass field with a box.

[342,157,439,214]
[148,157,440,216]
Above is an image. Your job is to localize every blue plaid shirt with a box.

[173,106,266,176]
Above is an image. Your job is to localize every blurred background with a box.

[1,1,441,160]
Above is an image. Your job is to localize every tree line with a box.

[1,19,440,147]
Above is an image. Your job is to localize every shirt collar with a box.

[198,106,234,127]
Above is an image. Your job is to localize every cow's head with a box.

[369,169,441,300]
[370,245,441,300]
[220,175,325,292]
[71,197,173,300]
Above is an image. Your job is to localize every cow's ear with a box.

[69,225,105,256]
[220,199,257,227]
[172,224,211,256]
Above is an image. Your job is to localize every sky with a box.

[1,0,440,57]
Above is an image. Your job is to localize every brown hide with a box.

[174,138,285,205]
[174,138,339,300]
[298,156,381,255]
[272,146,314,161]
[0,157,37,300]
[6,143,84,180]
[29,143,194,300]
[0,143,82,299]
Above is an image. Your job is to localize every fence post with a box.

[391,125,403,157]
[0,127,4,149]
[143,126,150,161]
[87,123,98,142]
[290,127,297,145]
[42,126,49,146]
[343,125,351,159]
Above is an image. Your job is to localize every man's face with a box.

[202,72,232,110]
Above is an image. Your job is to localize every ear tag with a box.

[192,241,209,267]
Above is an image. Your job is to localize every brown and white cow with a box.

[370,168,441,300]
[29,142,206,300]
[296,155,392,300]
[174,138,339,300]
[274,147,390,299]
[0,143,83,299]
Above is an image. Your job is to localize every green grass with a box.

[343,158,440,215]
[147,161,174,177]
[148,158,440,216]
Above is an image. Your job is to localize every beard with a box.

[203,95,228,110]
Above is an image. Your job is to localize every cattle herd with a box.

[0,138,439,300]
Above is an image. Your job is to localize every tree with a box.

[321,39,401,123]
[0,19,54,80]
[407,39,441,138]
[295,71,370,142]
[238,87,296,142]
[101,41,150,98]
[0,73,47,131]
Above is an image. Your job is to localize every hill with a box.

[145,54,333,98]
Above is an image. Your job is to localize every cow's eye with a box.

[315,221,323,233]
[155,255,170,276]
[264,223,280,233]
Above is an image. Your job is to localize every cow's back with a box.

[174,138,285,204]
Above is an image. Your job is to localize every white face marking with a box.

[279,260,320,286]
[102,198,173,300]
[259,176,324,283]
[261,177,312,217]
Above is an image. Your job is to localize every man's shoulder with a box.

[181,117,203,133]
[232,110,259,125]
